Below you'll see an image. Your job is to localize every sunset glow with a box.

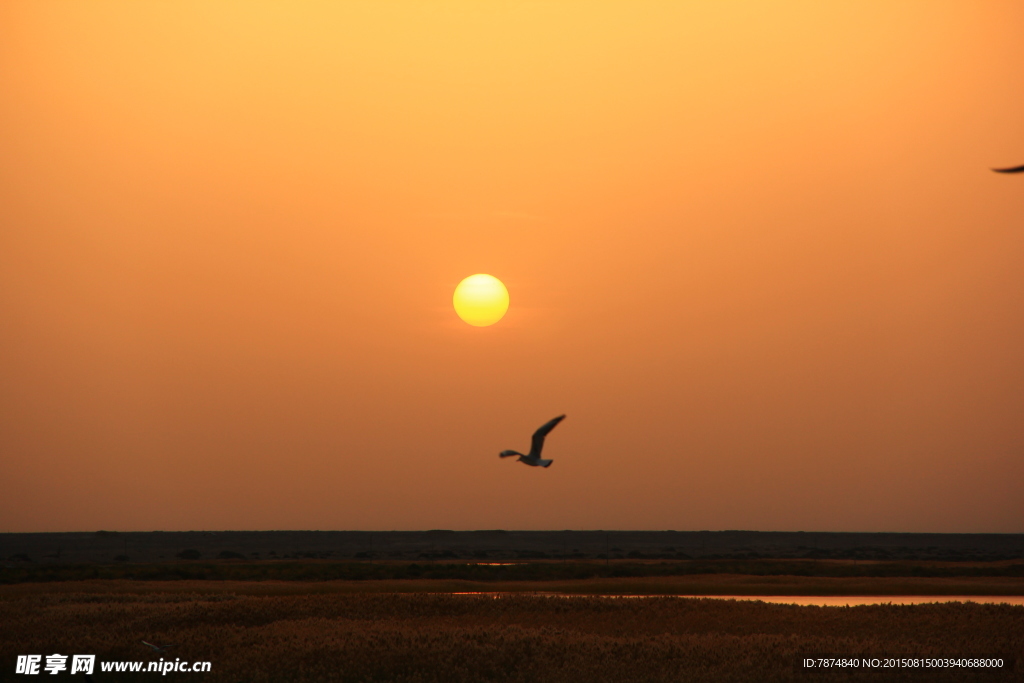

[0,1,1022,533]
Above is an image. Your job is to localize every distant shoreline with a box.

[3,530,1023,567]
[3,559,1024,591]
[2,573,1024,598]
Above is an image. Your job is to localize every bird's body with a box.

[500,415,565,468]
[992,165,1024,173]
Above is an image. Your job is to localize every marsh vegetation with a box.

[1,582,1021,682]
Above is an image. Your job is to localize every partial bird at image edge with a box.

[992,164,1024,173]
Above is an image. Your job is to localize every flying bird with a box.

[141,640,178,654]
[500,415,565,468]
[992,165,1024,173]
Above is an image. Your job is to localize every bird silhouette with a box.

[141,640,178,654]
[499,415,565,468]
[992,165,1024,173]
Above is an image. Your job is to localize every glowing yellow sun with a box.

[453,274,509,326]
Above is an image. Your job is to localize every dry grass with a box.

[1,582,1021,682]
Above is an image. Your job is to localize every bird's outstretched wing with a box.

[530,415,565,458]
[992,165,1024,173]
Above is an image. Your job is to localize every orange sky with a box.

[2,1,1022,533]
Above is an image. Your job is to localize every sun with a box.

[453,274,509,326]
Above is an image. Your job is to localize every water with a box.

[450,592,1024,606]
[666,595,1024,606]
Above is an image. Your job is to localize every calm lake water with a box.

[671,595,1024,606]
[451,592,1024,606]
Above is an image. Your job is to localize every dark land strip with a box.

[3,530,1023,565]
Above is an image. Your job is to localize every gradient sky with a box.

[2,1,1023,533]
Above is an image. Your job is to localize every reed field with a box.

[1,580,1021,682]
